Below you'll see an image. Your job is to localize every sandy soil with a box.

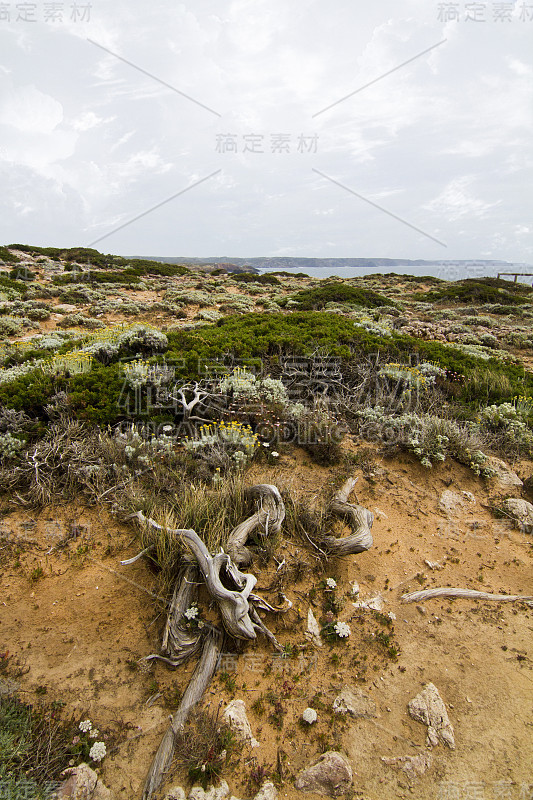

[1,445,532,800]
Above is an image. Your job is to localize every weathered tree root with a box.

[402,587,533,606]
[226,484,285,567]
[134,481,374,799]
[141,627,224,800]
[322,477,374,556]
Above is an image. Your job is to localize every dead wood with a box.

[322,477,374,556]
[226,484,285,567]
[141,627,224,800]
[402,587,533,605]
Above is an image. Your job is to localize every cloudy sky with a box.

[0,0,532,262]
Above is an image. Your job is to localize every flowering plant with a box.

[71,719,106,765]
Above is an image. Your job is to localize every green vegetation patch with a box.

[53,270,141,286]
[412,278,533,306]
[289,282,393,310]
[0,247,21,265]
[232,273,281,285]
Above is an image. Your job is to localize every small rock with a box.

[0,677,19,697]
[294,751,353,797]
[333,687,377,719]
[53,763,113,799]
[424,560,443,571]
[253,782,278,800]
[438,490,475,516]
[486,456,523,488]
[222,700,259,748]
[350,581,360,595]
[305,608,323,646]
[501,498,533,534]
[408,683,455,749]
[381,751,433,778]
[205,781,230,800]
[353,594,384,612]
[164,788,186,800]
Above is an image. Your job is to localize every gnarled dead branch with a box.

[226,484,285,567]
[141,627,224,800]
[322,477,374,556]
[402,587,533,605]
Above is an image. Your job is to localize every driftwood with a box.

[136,511,259,641]
[226,484,285,567]
[402,587,533,606]
[141,627,224,800]
[322,477,374,556]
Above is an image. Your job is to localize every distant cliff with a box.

[132,255,522,274]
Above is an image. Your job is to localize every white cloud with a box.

[0,0,530,261]
[425,176,501,221]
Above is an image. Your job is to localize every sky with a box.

[0,0,532,262]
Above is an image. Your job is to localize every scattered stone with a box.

[305,608,323,646]
[353,593,384,612]
[0,676,19,697]
[381,752,433,778]
[501,498,533,534]
[333,687,377,719]
[302,707,318,724]
[53,763,113,799]
[294,751,353,797]
[486,457,523,488]
[438,490,475,516]
[253,782,278,800]
[164,781,274,800]
[350,580,360,595]
[222,699,259,748]
[164,789,186,800]
[424,559,444,571]
[408,683,455,749]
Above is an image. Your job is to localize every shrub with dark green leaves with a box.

[289,282,394,310]
[0,247,20,265]
[412,278,532,306]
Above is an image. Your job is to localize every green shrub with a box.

[413,278,531,306]
[290,282,393,310]
[9,266,36,282]
[0,247,20,264]
[232,273,281,285]
[53,270,141,286]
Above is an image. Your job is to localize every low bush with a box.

[289,282,393,310]
[0,246,20,264]
[413,278,532,306]
[232,272,281,285]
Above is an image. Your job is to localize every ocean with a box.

[258,262,533,284]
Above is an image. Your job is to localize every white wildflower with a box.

[89,729,99,739]
[79,720,92,733]
[262,442,270,447]
[302,708,317,724]
[326,578,337,589]
[184,605,199,620]
[271,451,279,458]
[89,741,106,762]
[334,621,351,638]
